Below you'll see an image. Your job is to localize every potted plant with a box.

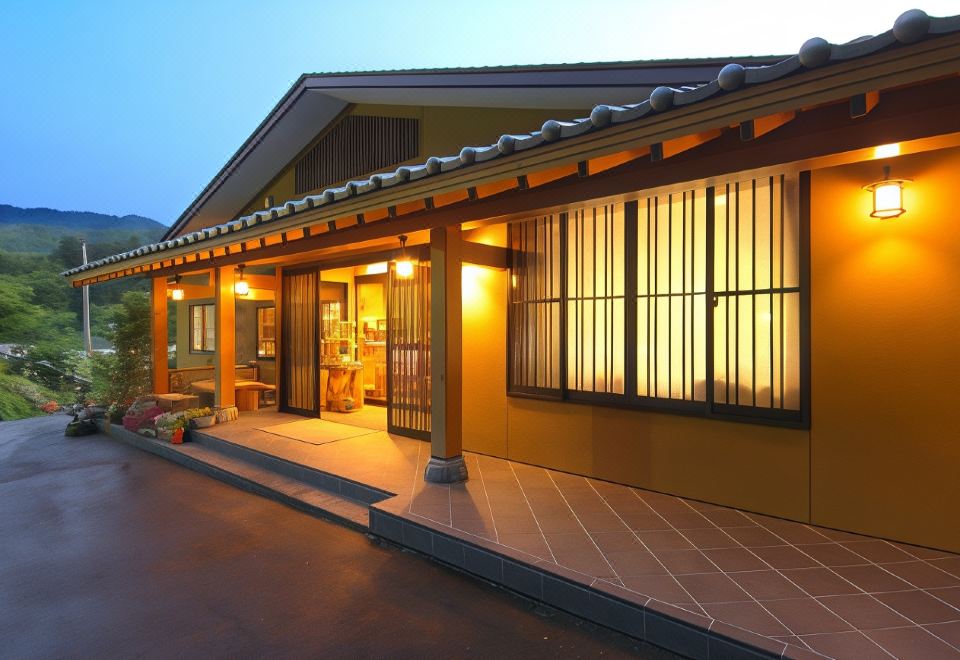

[170,416,187,444]
[154,412,179,441]
[187,407,216,429]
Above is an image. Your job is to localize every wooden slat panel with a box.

[281,269,319,415]
[388,261,431,437]
[295,115,420,195]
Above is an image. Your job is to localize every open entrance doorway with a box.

[279,259,431,440]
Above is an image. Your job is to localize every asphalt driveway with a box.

[0,415,674,659]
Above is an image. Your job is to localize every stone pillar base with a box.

[423,456,468,484]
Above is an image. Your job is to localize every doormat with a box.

[257,419,379,445]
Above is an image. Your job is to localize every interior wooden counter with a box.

[320,364,364,412]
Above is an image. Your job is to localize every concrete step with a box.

[190,430,391,505]
[102,424,371,531]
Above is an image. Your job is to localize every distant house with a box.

[64,10,960,555]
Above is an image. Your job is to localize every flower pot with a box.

[157,428,173,442]
[192,415,216,428]
[171,428,184,444]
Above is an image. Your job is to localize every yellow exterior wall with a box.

[461,264,508,457]
[809,147,960,552]
[506,401,810,521]
[240,166,296,218]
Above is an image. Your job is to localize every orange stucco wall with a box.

[809,147,960,552]
[460,145,960,552]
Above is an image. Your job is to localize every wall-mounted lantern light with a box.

[395,235,414,278]
[864,165,909,219]
[235,264,250,296]
[171,275,185,301]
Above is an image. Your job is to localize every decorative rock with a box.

[497,134,516,154]
[799,37,832,68]
[426,156,442,174]
[893,8,930,44]
[649,86,675,112]
[718,63,746,91]
[459,146,476,164]
[541,119,562,141]
[395,166,411,182]
[590,104,613,127]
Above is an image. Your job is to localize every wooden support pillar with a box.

[274,266,283,409]
[214,265,236,408]
[151,277,169,394]
[424,225,468,483]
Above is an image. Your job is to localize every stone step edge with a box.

[189,428,393,505]
[368,505,815,660]
[99,422,369,532]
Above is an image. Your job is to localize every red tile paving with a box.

[204,410,960,659]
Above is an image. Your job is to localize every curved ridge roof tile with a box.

[62,9,960,278]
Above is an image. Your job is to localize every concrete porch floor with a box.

[197,409,960,660]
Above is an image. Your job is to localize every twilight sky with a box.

[1,1,955,225]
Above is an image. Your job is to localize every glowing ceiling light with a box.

[874,143,901,159]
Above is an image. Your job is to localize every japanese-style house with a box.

[65,9,960,560]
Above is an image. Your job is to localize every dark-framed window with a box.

[507,171,809,427]
[566,202,625,397]
[257,306,276,358]
[190,304,215,353]
[508,215,561,396]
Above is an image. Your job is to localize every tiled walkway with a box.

[203,410,960,659]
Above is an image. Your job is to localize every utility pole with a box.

[80,239,93,356]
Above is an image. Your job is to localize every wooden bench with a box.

[168,365,260,394]
[186,379,277,411]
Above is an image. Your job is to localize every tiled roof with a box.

[63,9,960,279]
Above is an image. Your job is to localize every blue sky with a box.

[1,1,956,225]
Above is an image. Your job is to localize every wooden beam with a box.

[174,284,215,299]
[850,91,880,118]
[663,128,724,158]
[461,241,508,269]
[151,278,169,394]
[740,112,796,141]
[588,148,650,174]
[242,274,276,290]
[526,162,579,188]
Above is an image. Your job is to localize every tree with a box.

[0,275,77,343]
[90,291,152,406]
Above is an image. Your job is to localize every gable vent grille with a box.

[294,115,420,195]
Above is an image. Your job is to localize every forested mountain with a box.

[0,204,167,254]
[0,203,167,418]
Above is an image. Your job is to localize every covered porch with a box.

[175,406,960,660]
